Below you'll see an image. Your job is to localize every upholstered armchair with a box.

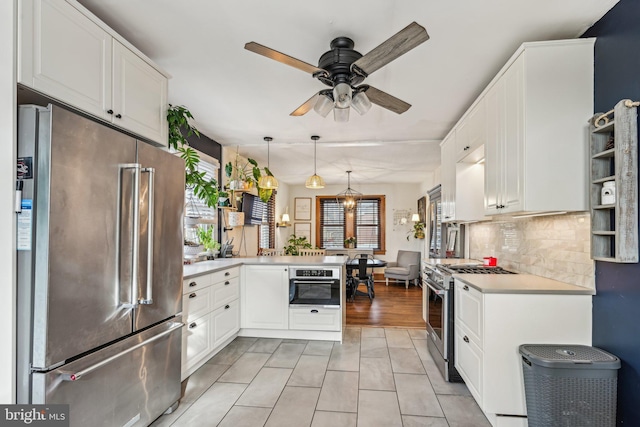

[384,250,421,289]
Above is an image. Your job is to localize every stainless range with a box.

[423,262,516,382]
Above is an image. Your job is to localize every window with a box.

[259,191,276,249]
[317,196,386,254]
[183,151,219,222]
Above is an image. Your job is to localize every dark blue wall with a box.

[583,1,640,424]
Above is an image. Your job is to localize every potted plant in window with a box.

[344,236,356,249]
[197,225,221,259]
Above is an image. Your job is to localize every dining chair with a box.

[353,256,374,301]
[298,249,326,256]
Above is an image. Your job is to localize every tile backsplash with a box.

[467,212,594,289]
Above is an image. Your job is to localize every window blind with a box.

[184,152,219,223]
[319,198,345,248]
[259,191,276,249]
[356,198,381,249]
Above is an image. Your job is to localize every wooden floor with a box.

[345,275,426,328]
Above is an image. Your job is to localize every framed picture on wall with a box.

[418,196,427,223]
[294,197,312,221]
[294,222,311,242]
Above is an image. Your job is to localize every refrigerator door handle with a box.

[59,321,183,381]
[119,163,141,308]
[139,167,155,305]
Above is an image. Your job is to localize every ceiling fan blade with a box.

[290,93,319,116]
[245,42,327,75]
[361,85,411,114]
[351,22,429,77]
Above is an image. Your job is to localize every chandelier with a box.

[336,171,362,212]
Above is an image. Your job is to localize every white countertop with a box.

[454,273,594,295]
[183,256,348,279]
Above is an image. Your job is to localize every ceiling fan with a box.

[244,22,429,122]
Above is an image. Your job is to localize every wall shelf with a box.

[589,99,639,262]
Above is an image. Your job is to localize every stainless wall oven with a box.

[289,266,341,307]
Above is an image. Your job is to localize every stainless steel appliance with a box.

[427,185,464,259]
[289,266,341,307]
[16,104,185,427]
[423,263,516,382]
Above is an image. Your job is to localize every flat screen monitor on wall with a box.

[241,192,266,225]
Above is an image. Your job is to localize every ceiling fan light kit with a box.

[305,135,326,189]
[245,21,429,122]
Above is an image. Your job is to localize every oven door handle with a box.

[291,280,337,285]
[425,281,446,295]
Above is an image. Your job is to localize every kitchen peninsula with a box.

[181,256,347,379]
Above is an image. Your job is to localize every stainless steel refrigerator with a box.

[17,104,185,427]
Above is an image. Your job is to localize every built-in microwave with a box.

[289,267,341,307]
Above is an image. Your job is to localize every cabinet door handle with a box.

[225,272,230,276]
[189,322,197,329]
[189,293,197,298]
[463,336,469,343]
[107,109,113,115]
[311,309,319,313]
[463,285,469,291]
[115,113,122,119]
[225,281,230,285]
[189,281,197,287]
[225,304,230,309]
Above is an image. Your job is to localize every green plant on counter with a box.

[167,104,219,208]
[407,222,426,240]
[284,234,313,256]
[197,226,221,253]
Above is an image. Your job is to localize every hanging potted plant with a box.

[167,104,219,208]
[407,222,426,240]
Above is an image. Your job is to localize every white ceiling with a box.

[77,0,617,186]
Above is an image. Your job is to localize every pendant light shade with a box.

[258,136,278,190]
[336,170,362,212]
[305,135,325,189]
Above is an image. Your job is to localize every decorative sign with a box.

[294,197,311,221]
[294,222,311,242]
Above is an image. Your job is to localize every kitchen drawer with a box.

[183,274,213,293]
[211,267,240,285]
[211,276,240,311]
[455,279,483,344]
[182,285,213,323]
[455,324,483,407]
[182,313,212,374]
[289,306,341,331]
[212,299,240,348]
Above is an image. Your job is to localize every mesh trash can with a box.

[519,344,621,427]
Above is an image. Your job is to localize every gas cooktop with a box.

[438,264,516,275]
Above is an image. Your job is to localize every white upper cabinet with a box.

[456,98,487,162]
[483,39,594,215]
[440,131,486,223]
[19,0,169,146]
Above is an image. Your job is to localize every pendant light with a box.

[305,135,325,189]
[336,170,362,212]
[258,136,278,190]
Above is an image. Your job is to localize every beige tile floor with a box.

[151,328,491,427]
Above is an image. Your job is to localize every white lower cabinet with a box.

[289,306,340,331]
[241,265,289,330]
[454,278,592,426]
[181,267,240,380]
